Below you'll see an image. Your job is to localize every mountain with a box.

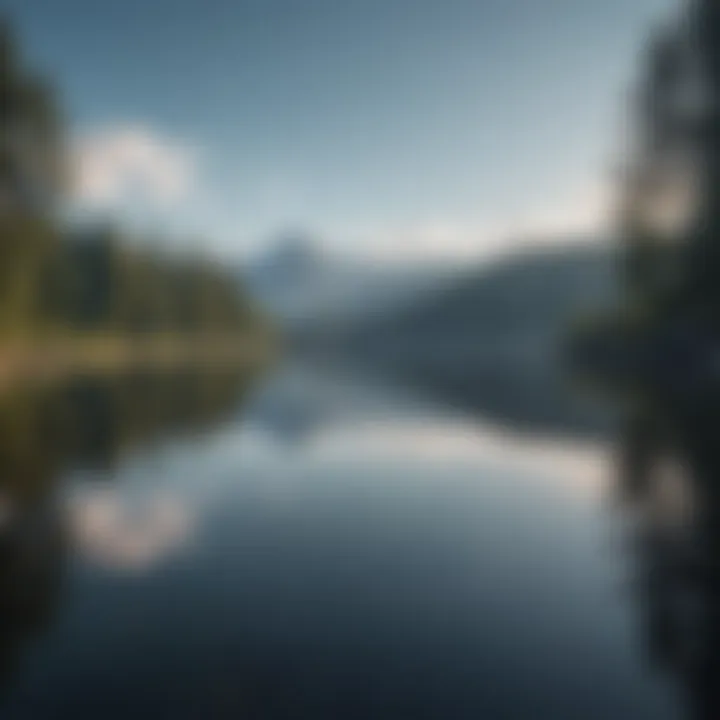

[244,239,619,438]
[336,241,618,363]
[244,237,458,330]
[311,240,619,436]
[244,237,619,367]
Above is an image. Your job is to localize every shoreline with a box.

[0,335,275,390]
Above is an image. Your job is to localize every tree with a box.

[0,19,64,334]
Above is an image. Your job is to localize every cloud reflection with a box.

[67,489,196,573]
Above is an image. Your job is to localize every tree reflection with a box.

[619,395,720,720]
[0,498,65,694]
[0,368,257,692]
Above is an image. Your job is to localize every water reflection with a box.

[0,370,256,499]
[619,396,720,720]
[0,498,65,694]
[69,488,195,572]
[0,361,686,719]
[0,368,257,694]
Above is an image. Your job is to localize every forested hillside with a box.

[0,20,260,343]
[337,243,617,360]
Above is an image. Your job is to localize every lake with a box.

[0,361,687,719]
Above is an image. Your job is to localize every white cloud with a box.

[72,124,197,211]
[319,179,612,266]
[513,180,612,240]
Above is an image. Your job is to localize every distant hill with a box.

[243,238,619,368]
[340,241,618,361]
[244,237,458,331]
[245,240,620,438]
[319,241,620,438]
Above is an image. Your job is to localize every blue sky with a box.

[3,0,675,261]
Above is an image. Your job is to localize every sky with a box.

[2,0,677,263]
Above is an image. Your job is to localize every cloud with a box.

[513,180,612,239]
[318,179,612,265]
[72,124,197,211]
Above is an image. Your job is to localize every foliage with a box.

[0,19,261,342]
[46,226,258,335]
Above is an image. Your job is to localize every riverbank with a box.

[0,334,276,391]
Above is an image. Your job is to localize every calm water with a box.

[0,363,685,719]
